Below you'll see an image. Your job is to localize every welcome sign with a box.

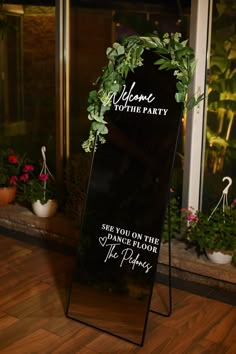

[112,81,168,116]
[67,51,183,345]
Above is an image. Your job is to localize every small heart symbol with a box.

[99,237,107,247]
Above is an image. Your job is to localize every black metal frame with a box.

[150,203,172,317]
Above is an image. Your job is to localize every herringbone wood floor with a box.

[0,233,235,353]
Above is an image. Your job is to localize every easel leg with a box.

[150,203,172,317]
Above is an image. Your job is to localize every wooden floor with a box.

[0,233,236,354]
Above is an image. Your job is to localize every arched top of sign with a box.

[82,32,204,152]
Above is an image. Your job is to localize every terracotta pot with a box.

[0,185,17,206]
[32,199,58,218]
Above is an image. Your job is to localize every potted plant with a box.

[183,200,236,264]
[0,147,28,206]
[18,147,58,218]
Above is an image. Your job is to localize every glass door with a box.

[202,0,236,211]
[0,3,56,168]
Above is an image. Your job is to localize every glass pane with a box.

[202,0,236,211]
[68,0,191,220]
[0,3,56,167]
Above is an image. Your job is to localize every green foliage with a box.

[17,161,56,204]
[82,32,203,152]
[186,206,236,253]
[19,176,56,204]
[162,194,183,241]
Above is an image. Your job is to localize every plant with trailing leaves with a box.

[183,201,236,253]
[82,32,204,152]
[17,150,56,205]
[18,170,56,204]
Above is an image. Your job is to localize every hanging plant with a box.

[17,146,57,205]
[82,32,204,152]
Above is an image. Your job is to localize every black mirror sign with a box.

[66,52,183,346]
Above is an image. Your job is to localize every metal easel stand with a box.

[150,203,172,317]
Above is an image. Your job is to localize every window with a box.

[202,0,236,211]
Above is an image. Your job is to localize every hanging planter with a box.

[185,177,236,263]
[205,250,233,264]
[18,146,57,217]
[32,199,58,218]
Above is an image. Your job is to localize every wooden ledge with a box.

[0,204,235,291]
[0,203,79,247]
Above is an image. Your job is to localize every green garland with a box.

[82,32,204,152]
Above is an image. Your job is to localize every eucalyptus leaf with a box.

[176,81,185,91]
[181,39,189,47]
[111,83,120,92]
[117,45,125,55]
[154,58,166,65]
[158,61,172,70]
[175,91,186,103]
[106,47,113,56]
[88,90,97,103]
[91,122,108,135]
[113,42,125,56]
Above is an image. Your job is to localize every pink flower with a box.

[20,173,29,181]
[8,155,18,164]
[187,214,195,221]
[9,176,18,184]
[38,173,48,182]
[23,164,34,173]
[232,198,236,206]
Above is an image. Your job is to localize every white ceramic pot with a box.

[32,199,58,218]
[206,250,233,264]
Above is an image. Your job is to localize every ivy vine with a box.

[82,32,204,152]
